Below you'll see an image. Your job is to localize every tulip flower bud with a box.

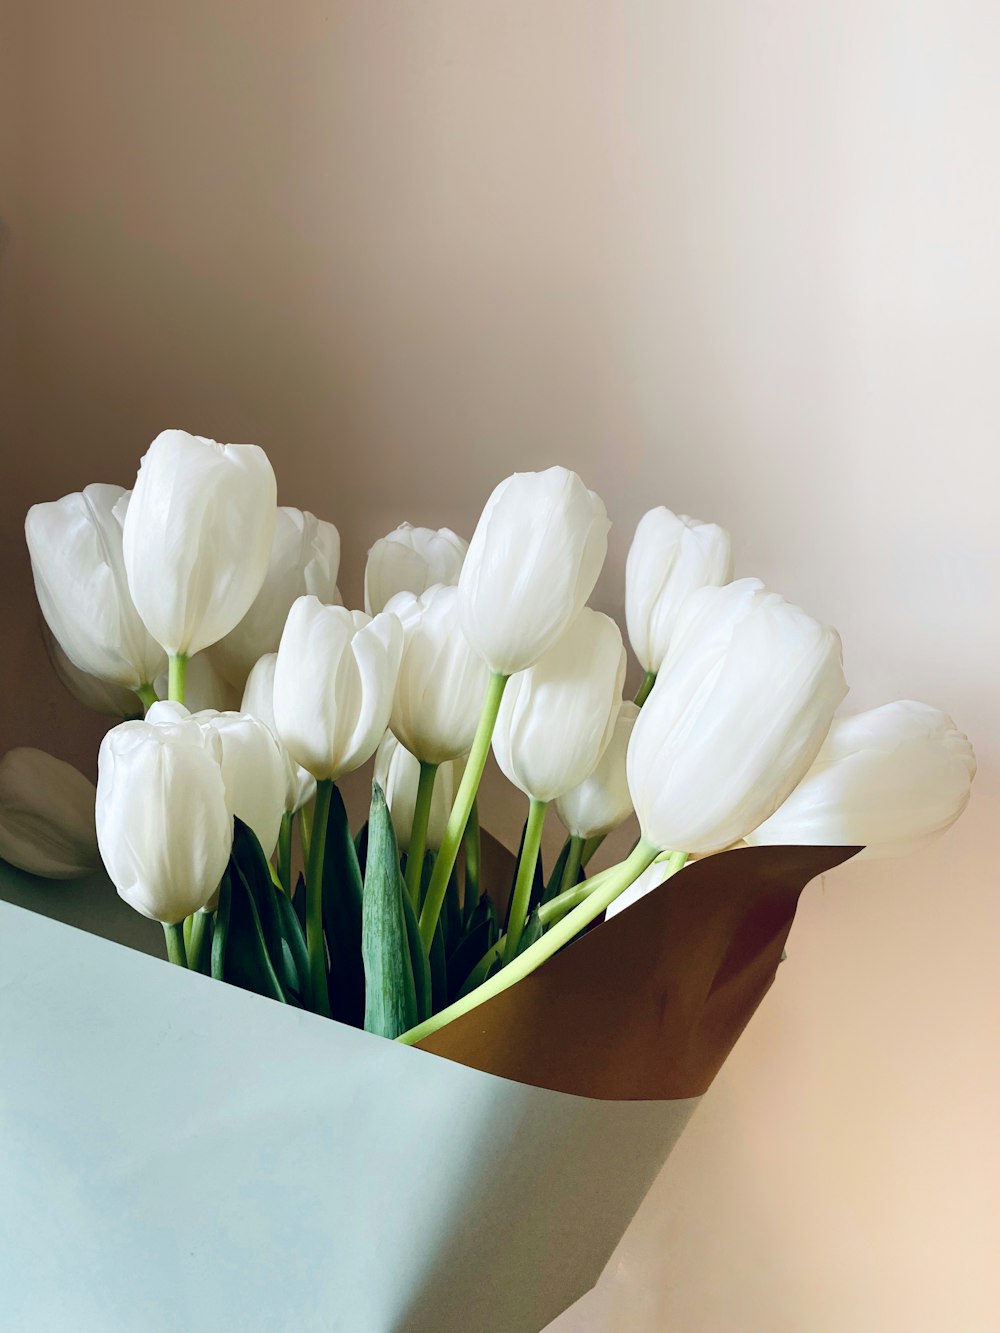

[153,652,241,713]
[42,624,143,719]
[96,715,233,923]
[26,483,166,691]
[625,507,733,673]
[555,701,638,840]
[122,429,277,657]
[373,733,462,853]
[364,523,467,616]
[492,609,626,803]
[746,701,976,857]
[627,579,847,853]
[211,506,342,690]
[273,598,404,781]
[459,467,610,675]
[241,653,316,813]
[147,703,287,858]
[0,748,100,879]
[384,585,490,765]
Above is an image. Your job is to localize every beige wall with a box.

[2,2,998,1328]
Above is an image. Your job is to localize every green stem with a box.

[186,911,209,970]
[558,834,585,898]
[463,798,481,915]
[399,840,669,1045]
[503,798,548,963]
[135,682,158,713]
[162,922,187,967]
[405,762,438,906]
[305,779,333,1017]
[298,796,313,869]
[277,811,293,894]
[168,653,188,705]
[634,669,656,707]
[581,833,604,866]
[419,672,508,950]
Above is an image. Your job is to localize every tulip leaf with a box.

[354,819,369,872]
[231,819,284,967]
[443,860,462,956]
[362,783,417,1039]
[210,870,231,981]
[223,823,288,1005]
[542,839,572,906]
[322,784,366,1027]
[514,908,544,957]
[446,907,499,1004]
[273,882,311,1006]
[429,915,448,1013]
[292,871,307,932]
[399,870,432,1023]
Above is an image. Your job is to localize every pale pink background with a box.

[2,3,998,1329]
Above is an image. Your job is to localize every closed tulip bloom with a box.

[211,507,342,689]
[459,467,610,675]
[555,701,638,839]
[26,483,166,690]
[0,748,100,879]
[153,651,242,713]
[384,585,490,765]
[626,507,733,674]
[122,429,277,657]
[42,624,143,718]
[374,733,462,853]
[273,598,404,781]
[493,609,626,803]
[97,715,232,923]
[364,523,467,615]
[746,701,976,857]
[627,579,847,854]
[241,654,316,813]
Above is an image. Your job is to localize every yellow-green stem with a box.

[162,922,187,967]
[405,762,438,906]
[558,834,585,898]
[419,672,508,949]
[168,653,188,705]
[503,798,548,963]
[135,682,158,712]
[400,842,673,1045]
[186,911,209,970]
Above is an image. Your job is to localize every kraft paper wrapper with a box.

[0,844,856,1332]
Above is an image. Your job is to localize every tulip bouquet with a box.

[3,429,976,1049]
[0,429,977,1331]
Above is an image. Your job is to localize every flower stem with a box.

[168,653,188,705]
[298,796,313,869]
[135,682,158,713]
[503,798,548,963]
[558,834,585,898]
[634,669,656,707]
[399,839,664,1045]
[186,911,209,970]
[277,810,293,894]
[419,672,508,950]
[581,833,604,865]
[162,922,187,967]
[305,779,333,1017]
[405,762,438,906]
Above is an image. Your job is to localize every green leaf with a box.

[231,819,284,966]
[429,914,447,1013]
[399,871,432,1023]
[354,819,369,872]
[542,838,573,906]
[362,783,417,1039]
[514,908,544,957]
[225,854,287,1004]
[210,870,231,981]
[446,908,498,1004]
[322,785,366,1027]
[273,884,311,1005]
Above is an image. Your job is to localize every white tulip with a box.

[459,467,610,675]
[42,624,143,718]
[492,609,626,803]
[0,748,100,879]
[625,507,733,674]
[627,579,847,853]
[211,506,342,689]
[122,429,277,657]
[555,701,638,840]
[153,651,241,713]
[746,701,976,857]
[384,585,490,765]
[374,733,462,853]
[97,714,232,923]
[241,654,316,813]
[364,523,467,616]
[25,483,166,691]
[147,703,287,858]
[272,598,404,781]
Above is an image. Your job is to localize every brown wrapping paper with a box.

[418,842,859,1100]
